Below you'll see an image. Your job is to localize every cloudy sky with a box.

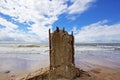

[0,0,120,43]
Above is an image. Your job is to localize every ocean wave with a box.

[114,48,120,51]
[18,44,41,47]
[75,46,119,51]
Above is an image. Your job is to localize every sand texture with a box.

[0,66,119,80]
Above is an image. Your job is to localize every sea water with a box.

[75,43,120,70]
[0,43,120,73]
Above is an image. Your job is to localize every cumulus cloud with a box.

[0,17,39,42]
[0,17,18,31]
[75,20,120,43]
[0,0,95,42]
[67,0,95,14]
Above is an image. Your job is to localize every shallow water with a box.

[0,43,120,73]
[75,50,120,70]
[0,53,49,73]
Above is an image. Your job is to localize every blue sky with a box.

[0,0,120,43]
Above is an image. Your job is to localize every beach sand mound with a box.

[15,66,120,80]
[16,66,90,80]
[16,67,49,80]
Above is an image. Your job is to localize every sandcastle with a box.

[49,27,80,80]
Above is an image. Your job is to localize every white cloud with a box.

[0,17,18,31]
[0,17,39,42]
[75,20,120,43]
[0,0,95,42]
[67,0,95,14]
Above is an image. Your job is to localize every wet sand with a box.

[0,53,49,80]
[0,64,120,80]
[76,66,120,80]
[0,55,120,80]
[0,45,120,80]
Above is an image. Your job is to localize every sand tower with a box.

[49,27,80,80]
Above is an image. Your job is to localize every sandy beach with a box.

[0,43,120,80]
[0,64,120,80]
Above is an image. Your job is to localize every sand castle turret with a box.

[49,27,80,80]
